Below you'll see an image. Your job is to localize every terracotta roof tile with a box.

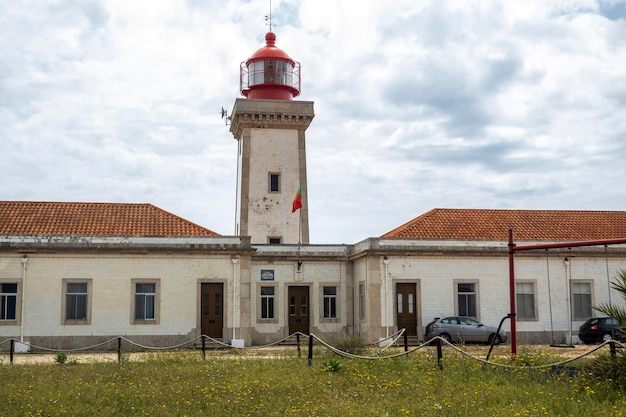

[0,201,220,237]
[382,208,626,241]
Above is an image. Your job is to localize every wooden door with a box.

[396,283,418,336]
[288,286,309,335]
[201,283,223,338]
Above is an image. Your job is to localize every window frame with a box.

[571,280,593,321]
[358,282,365,321]
[454,280,479,320]
[257,283,278,323]
[131,279,161,325]
[515,280,538,321]
[268,172,281,193]
[62,279,92,325]
[0,280,20,325]
[321,285,339,321]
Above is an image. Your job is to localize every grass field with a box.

[1,347,625,416]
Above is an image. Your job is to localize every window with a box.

[441,317,458,324]
[358,283,365,320]
[455,281,478,318]
[0,283,18,322]
[269,173,280,193]
[132,279,160,324]
[250,60,264,86]
[264,59,277,83]
[323,286,337,319]
[63,279,91,324]
[260,286,275,319]
[135,283,156,320]
[397,291,415,315]
[268,237,281,245]
[572,281,592,320]
[516,282,537,320]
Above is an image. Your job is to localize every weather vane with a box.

[265,0,273,32]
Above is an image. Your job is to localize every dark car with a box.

[424,316,507,344]
[578,317,625,344]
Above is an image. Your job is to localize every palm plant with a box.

[594,269,626,324]
[589,269,626,388]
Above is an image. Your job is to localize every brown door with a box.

[396,283,418,336]
[288,286,309,335]
[201,283,223,338]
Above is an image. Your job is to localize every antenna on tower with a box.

[221,107,231,126]
[264,0,273,32]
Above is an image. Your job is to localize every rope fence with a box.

[1,332,623,369]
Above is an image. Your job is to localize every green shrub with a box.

[322,358,343,372]
[55,352,68,364]
[587,348,626,389]
[329,335,366,355]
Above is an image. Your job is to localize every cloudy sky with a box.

[2,0,626,244]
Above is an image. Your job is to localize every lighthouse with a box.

[230,31,315,244]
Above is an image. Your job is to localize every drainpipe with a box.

[564,258,572,344]
[383,256,390,338]
[20,255,28,343]
[231,256,239,341]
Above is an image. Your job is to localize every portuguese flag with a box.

[292,187,303,213]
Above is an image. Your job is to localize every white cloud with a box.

[2,0,626,244]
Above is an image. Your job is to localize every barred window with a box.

[358,283,365,320]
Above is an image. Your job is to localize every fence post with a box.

[403,331,408,354]
[296,333,301,358]
[117,337,122,364]
[202,335,206,360]
[10,339,14,364]
[307,334,313,366]
[437,338,443,370]
[610,340,616,357]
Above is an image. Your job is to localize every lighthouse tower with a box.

[230,31,314,244]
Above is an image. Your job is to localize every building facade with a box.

[2,32,626,350]
[1,203,626,348]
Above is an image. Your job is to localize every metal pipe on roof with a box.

[512,238,626,252]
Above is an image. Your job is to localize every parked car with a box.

[424,316,508,344]
[578,317,625,344]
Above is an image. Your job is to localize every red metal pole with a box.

[508,229,517,358]
[512,238,626,252]
[506,234,626,359]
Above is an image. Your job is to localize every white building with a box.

[2,203,625,348]
[1,32,625,350]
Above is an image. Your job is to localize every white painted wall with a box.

[0,253,235,339]
[248,127,301,244]
[368,253,626,343]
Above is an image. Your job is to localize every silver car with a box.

[424,316,507,344]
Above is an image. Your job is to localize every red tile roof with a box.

[0,201,220,237]
[382,208,626,241]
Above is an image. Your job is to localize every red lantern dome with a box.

[240,32,301,100]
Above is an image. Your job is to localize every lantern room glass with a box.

[248,59,295,88]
